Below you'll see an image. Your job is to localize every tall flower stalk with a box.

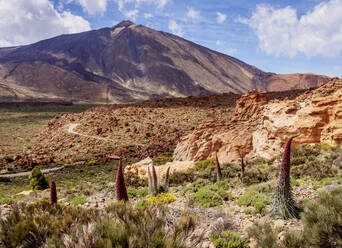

[238,150,245,178]
[269,135,300,219]
[115,160,129,201]
[50,180,57,204]
[215,152,223,181]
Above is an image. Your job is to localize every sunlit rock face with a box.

[174,79,342,163]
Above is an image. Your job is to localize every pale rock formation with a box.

[124,158,195,179]
[174,79,342,162]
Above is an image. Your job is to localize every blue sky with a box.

[0,0,341,77]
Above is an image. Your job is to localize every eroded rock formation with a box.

[174,79,342,162]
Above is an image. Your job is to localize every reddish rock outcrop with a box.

[231,90,267,121]
[174,79,342,162]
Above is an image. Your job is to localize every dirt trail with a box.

[0,166,64,178]
[67,123,142,146]
[67,123,115,142]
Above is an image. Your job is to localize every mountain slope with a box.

[0,20,330,103]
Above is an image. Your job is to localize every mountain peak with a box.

[114,20,134,29]
[0,22,330,103]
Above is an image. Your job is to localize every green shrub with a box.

[254,202,267,216]
[0,198,13,205]
[237,185,271,216]
[195,158,216,171]
[215,179,230,191]
[210,230,249,248]
[152,156,174,166]
[127,187,149,198]
[70,196,86,206]
[136,198,152,209]
[191,187,223,207]
[291,177,300,187]
[182,178,210,194]
[312,177,342,190]
[247,221,280,248]
[29,166,49,190]
[184,179,231,207]
[243,208,253,215]
[302,186,342,247]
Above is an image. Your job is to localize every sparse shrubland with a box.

[210,230,249,248]
[0,108,341,248]
[291,144,341,179]
[248,185,342,248]
[0,200,195,248]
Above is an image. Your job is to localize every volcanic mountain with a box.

[0,20,330,103]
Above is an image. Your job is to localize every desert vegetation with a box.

[1,141,341,247]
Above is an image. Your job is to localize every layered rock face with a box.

[174,79,342,162]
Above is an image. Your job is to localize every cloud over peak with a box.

[187,7,201,22]
[169,20,184,37]
[77,0,108,15]
[216,12,227,24]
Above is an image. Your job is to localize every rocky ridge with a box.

[174,78,342,163]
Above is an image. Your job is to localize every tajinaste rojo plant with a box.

[164,166,170,190]
[215,152,223,181]
[115,160,129,201]
[269,135,300,219]
[147,164,170,195]
[238,150,246,178]
[50,180,57,204]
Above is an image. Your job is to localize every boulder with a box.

[124,158,195,179]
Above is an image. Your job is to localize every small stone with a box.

[274,219,285,229]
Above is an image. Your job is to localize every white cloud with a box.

[187,7,201,22]
[76,0,108,15]
[216,12,227,24]
[0,0,91,47]
[144,13,153,19]
[116,0,169,12]
[239,0,342,58]
[333,65,341,71]
[226,48,237,55]
[124,9,139,20]
[169,20,184,37]
[216,40,223,46]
